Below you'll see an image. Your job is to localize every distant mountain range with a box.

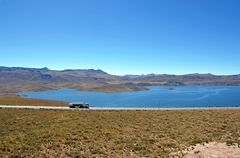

[0,66,115,83]
[0,66,240,95]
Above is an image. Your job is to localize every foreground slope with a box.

[0,109,240,157]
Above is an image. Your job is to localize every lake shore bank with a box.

[1,105,240,110]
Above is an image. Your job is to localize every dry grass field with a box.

[0,109,240,157]
[0,96,68,107]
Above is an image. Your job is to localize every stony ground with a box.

[171,142,240,158]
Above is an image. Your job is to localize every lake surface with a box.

[19,86,240,108]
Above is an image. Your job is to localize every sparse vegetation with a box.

[0,96,68,106]
[0,109,240,157]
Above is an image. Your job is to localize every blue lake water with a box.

[19,86,240,108]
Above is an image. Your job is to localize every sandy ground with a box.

[171,142,240,158]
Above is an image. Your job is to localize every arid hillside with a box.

[0,109,240,157]
[0,66,240,95]
[0,66,145,95]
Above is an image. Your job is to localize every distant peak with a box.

[185,73,214,76]
[40,67,50,71]
[88,69,108,74]
[61,68,108,74]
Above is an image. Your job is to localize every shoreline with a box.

[1,105,240,110]
[90,106,240,110]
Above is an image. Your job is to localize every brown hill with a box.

[0,66,240,95]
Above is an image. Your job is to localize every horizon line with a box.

[1,65,239,76]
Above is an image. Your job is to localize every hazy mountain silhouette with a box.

[0,66,240,95]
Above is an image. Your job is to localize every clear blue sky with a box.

[0,0,240,75]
